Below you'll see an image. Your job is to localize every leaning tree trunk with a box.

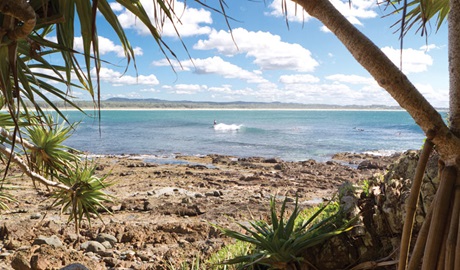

[291,0,460,269]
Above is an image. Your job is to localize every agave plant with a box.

[216,197,354,270]
[52,161,114,234]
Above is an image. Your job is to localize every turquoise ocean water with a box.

[62,110,435,162]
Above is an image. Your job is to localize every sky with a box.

[59,0,449,107]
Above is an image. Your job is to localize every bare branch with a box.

[0,143,70,190]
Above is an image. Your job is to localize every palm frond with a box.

[385,0,449,37]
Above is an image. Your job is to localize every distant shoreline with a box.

[25,98,448,112]
[49,107,409,112]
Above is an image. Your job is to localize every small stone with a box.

[5,239,21,250]
[136,251,151,261]
[30,254,49,270]
[96,233,117,246]
[194,193,204,198]
[32,235,62,248]
[97,250,114,258]
[109,204,122,212]
[60,263,90,270]
[100,241,112,249]
[0,252,11,259]
[80,241,106,253]
[120,250,136,261]
[147,191,154,196]
[102,257,118,267]
[65,233,80,243]
[11,252,31,270]
[30,213,41,220]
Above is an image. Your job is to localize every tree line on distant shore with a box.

[32,98,406,110]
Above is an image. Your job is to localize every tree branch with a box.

[0,143,70,190]
[0,127,39,151]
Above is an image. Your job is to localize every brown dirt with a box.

[0,153,400,269]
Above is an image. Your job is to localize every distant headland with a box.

[37,97,414,110]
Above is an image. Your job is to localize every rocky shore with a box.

[0,152,406,269]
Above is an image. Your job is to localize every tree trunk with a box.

[449,0,460,138]
[292,0,460,165]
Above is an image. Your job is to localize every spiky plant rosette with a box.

[52,161,114,232]
[0,189,16,211]
[25,115,79,178]
[216,196,354,269]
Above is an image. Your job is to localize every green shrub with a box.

[214,196,354,269]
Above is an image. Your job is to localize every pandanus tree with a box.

[0,0,180,232]
[289,0,459,269]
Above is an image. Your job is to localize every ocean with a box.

[61,109,435,162]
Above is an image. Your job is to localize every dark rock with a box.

[263,158,281,163]
[357,160,380,170]
[60,263,90,270]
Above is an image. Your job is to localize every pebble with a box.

[30,213,41,219]
[80,241,106,253]
[32,235,63,248]
[60,263,90,270]
[120,250,136,261]
[96,233,118,246]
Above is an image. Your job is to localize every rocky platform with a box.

[0,153,402,269]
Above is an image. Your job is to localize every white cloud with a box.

[267,0,377,26]
[325,74,377,85]
[381,46,433,74]
[414,83,448,108]
[162,84,204,95]
[73,36,143,57]
[154,56,268,84]
[93,67,159,86]
[266,0,312,23]
[112,0,212,37]
[194,28,319,72]
[279,74,320,84]
[420,44,441,52]
[140,88,160,93]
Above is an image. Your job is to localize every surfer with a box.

[213,120,217,125]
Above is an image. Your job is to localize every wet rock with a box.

[357,160,381,170]
[263,158,281,163]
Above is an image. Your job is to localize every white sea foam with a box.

[362,150,399,156]
[213,123,242,131]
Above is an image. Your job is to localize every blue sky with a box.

[63,0,449,107]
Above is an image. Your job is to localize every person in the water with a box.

[214,120,217,125]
